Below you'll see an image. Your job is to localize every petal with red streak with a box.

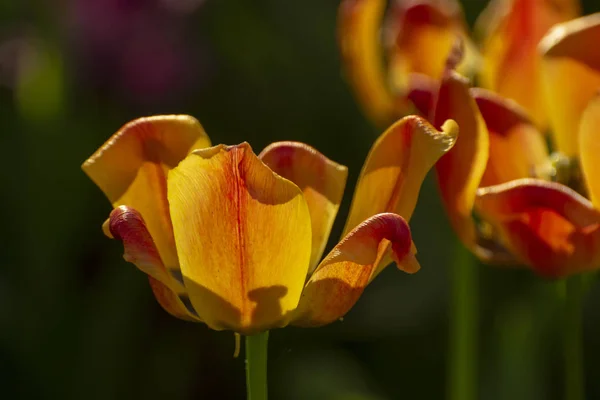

[259,142,348,273]
[167,143,312,334]
[292,213,416,327]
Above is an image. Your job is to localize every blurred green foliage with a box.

[1,0,600,399]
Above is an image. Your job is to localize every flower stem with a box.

[245,330,269,400]
[564,275,585,400]
[448,246,477,400]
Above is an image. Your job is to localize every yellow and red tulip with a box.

[435,14,600,277]
[83,114,457,334]
[476,0,579,128]
[338,0,600,277]
[338,0,478,126]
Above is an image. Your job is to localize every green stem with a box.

[245,331,269,400]
[448,246,477,400]
[564,275,585,400]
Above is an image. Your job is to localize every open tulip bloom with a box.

[82,115,457,334]
[339,0,600,279]
[338,1,598,398]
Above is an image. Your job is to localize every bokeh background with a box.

[2,0,600,398]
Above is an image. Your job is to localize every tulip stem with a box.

[245,330,269,400]
[448,246,477,400]
[564,275,585,400]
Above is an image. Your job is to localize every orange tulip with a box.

[83,114,457,334]
[434,14,600,277]
[476,0,579,128]
[338,0,478,126]
[338,0,600,277]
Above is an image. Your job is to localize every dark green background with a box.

[1,0,600,398]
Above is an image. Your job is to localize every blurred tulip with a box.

[82,114,457,334]
[337,0,478,126]
[476,0,579,128]
[473,13,600,277]
[339,0,600,277]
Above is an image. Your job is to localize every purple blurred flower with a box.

[68,0,210,105]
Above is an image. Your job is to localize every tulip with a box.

[476,0,578,128]
[337,0,478,126]
[82,114,457,334]
[467,13,600,278]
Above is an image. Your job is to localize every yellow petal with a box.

[259,141,348,274]
[107,206,201,321]
[344,115,457,234]
[387,1,478,85]
[434,72,489,249]
[477,0,577,128]
[292,213,416,327]
[82,115,211,268]
[167,143,312,334]
[579,94,600,207]
[472,88,550,187]
[475,179,600,277]
[540,13,600,156]
[338,0,398,125]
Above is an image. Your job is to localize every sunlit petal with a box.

[472,88,550,187]
[540,13,600,156]
[259,142,348,274]
[82,115,211,268]
[167,143,312,334]
[434,72,489,250]
[108,205,201,321]
[344,115,457,234]
[579,93,600,207]
[476,179,600,277]
[477,0,577,128]
[292,213,416,327]
[338,0,398,125]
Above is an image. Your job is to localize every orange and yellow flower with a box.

[338,0,600,277]
[474,13,600,277]
[82,114,457,334]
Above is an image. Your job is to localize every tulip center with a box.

[549,152,588,197]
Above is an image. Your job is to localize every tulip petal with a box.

[476,0,577,128]
[108,206,201,321]
[338,0,399,125]
[579,94,600,207]
[476,179,600,276]
[344,115,457,233]
[167,143,312,334]
[82,115,211,268]
[259,142,348,274]
[434,72,489,250]
[540,13,600,156]
[292,213,416,327]
[387,0,478,84]
[472,88,550,187]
